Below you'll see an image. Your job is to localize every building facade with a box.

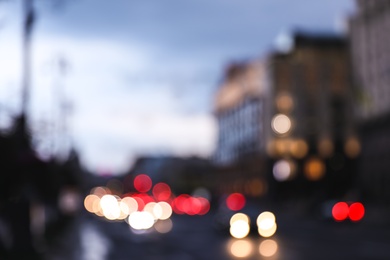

[214,61,268,166]
[266,32,357,200]
[349,0,390,202]
[213,61,269,198]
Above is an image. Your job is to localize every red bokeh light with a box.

[152,182,171,201]
[187,197,202,215]
[226,193,246,211]
[133,174,152,193]
[132,196,145,211]
[332,202,349,221]
[349,202,365,222]
[171,195,210,216]
[197,197,210,215]
[172,194,190,215]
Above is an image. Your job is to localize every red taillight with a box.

[226,193,246,211]
[332,202,349,221]
[332,201,365,222]
[348,202,365,222]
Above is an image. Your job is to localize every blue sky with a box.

[0,0,355,174]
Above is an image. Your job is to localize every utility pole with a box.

[21,0,35,118]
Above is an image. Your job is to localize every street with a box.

[45,208,390,260]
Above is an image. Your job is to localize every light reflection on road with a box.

[227,238,279,259]
[80,223,110,260]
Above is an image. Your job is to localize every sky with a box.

[0,0,355,174]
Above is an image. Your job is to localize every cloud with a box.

[74,111,216,173]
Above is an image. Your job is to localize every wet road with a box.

[45,210,390,260]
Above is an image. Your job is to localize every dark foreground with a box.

[42,207,390,260]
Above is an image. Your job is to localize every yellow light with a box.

[318,138,334,158]
[120,197,138,215]
[91,186,110,197]
[272,114,291,135]
[154,219,173,234]
[256,211,275,227]
[290,139,308,159]
[258,223,277,238]
[259,239,278,257]
[276,93,294,112]
[92,198,103,216]
[229,239,253,258]
[100,195,120,220]
[144,202,159,220]
[257,211,277,238]
[230,220,250,239]
[155,201,172,220]
[128,211,155,230]
[84,194,99,213]
[230,213,250,226]
[304,157,325,181]
[344,137,361,158]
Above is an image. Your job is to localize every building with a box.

[349,0,390,202]
[213,32,357,201]
[214,62,267,165]
[213,61,269,198]
[266,32,357,200]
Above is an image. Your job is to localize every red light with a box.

[172,194,190,215]
[332,202,349,221]
[226,193,246,211]
[152,183,171,201]
[132,196,145,211]
[197,197,210,215]
[134,174,152,193]
[349,202,365,222]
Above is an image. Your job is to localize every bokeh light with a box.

[271,114,292,135]
[152,182,171,201]
[349,202,365,222]
[332,202,349,221]
[304,157,325,181]
[84,194,99,213]
[134,174,152,193]
[186,197,202,215]
[344,137,361,158]
[290,139,308,159]
[276,93,294,113]
[318,138,334,158]
[172,194,187,214]
[226,193,246,211]
[257,212,275,227]
[257,211,277,238]
[155,201,172,220]
[91,186,110,197]
[100,194,121,220]
[120,197,138,215]
[196,197,210,215]
[230,213,250,226]
[230,220,250,239]
[128,211,155,230]
[144,202,159,220]
[258,223,277,238]
[229,239,253,258]
[273,159,296,181]
[259,239,278,257]
[154,219,173,234]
